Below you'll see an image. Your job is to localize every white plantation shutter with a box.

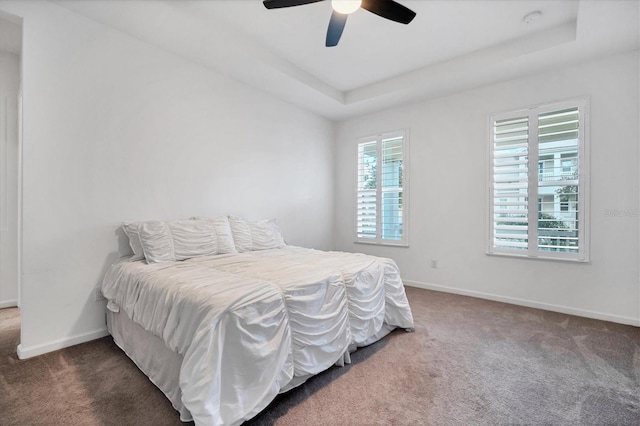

[537,107,580,254]
[492,115,529,251]
[489,99,589,261]
[356,131,408,246]
[357,141,377,240]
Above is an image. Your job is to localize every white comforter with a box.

[102,246,414,426]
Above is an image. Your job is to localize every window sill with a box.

[486,251,590,263]
[355,241,409,248]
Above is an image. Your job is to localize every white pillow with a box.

[138,221,176,263]
[190,216,237,254]
[228,216,253,253]
[229,216,286,252]
[170,220,219,260]
[122,222,145,262]
[138,219,218,263]
[250,219,286,250]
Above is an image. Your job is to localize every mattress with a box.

[102,246,414,425]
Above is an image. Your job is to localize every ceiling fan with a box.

[263,0,417,47]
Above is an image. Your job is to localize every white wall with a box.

[0,1,335,358]
[0,50,19,308]
[335,50,640,326]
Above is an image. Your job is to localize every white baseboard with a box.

[0,299,18,309]
[404,280,640,327]
[17,327,110,360]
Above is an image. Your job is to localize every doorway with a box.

[0,13,23,348]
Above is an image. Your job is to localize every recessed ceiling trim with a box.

[48,1,639,121]
[345,20,578,105]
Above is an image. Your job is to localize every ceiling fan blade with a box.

[361,0,416,24]
[326,11,348,47]
[263,0,325,9]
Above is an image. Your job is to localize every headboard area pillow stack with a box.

[228,216,286,252]
[122,216,286,263]
[125,219,219,263]
[189,216,236,255]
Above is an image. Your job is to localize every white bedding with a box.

[102,246,414,426]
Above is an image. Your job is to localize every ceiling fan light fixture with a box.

[263,0,416,47]
[331,0,362,15]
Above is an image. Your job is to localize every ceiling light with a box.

[522,11,542,24]
[331,0,362,15]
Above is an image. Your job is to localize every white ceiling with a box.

[53,0,640,120]
[215,1,580,91]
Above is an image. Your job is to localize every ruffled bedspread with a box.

[102,246,414,426]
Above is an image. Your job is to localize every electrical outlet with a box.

[431,259,438,268]
[94,287,105,301]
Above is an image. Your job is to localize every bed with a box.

[102,216,414,426]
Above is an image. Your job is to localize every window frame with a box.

[487,98,590,262]
[355,129,410,247]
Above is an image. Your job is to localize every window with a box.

[356,130,408,246]
[488,99,589,261]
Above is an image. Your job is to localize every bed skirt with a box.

[107,308,397,423]
[108,309,192,421]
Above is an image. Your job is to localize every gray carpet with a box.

[1,287,638,425]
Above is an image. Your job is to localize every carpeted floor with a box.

[0,287,638,425]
